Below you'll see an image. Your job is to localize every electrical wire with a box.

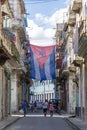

[25,0,60,2]
[24,0,62,4]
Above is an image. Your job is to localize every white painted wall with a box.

[30,83,54,94]
[30,81,55,102]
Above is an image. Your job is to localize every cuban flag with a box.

[30,44,56,81]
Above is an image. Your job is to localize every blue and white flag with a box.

[30,44,56,81]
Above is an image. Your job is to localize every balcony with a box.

[0,30,12,54]
[69,64,76,73]
[0,28,20,66]
[62,67,69,77]
[73,55,84,66]
[56,58,62,69]
[12,26,26,44]
[78,20,87,58]
[71,0,82,13]
[11,44,20,63]
[0,30,13,65]
[1,0,14,18]
[12,18,23,27]
[67,11,76,26]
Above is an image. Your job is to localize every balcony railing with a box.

[11,44,20,63]
[73,55,84,66]
[12,26,26,44]
[0,30,12,56]
[0,29,14,65]
[12,18,23,27]
[69,64,76,72]
[71,0,82,13]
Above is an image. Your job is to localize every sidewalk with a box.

[65,116,87,130]
[60,110,87,130]
[0,116,20,130]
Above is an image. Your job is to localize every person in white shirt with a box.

[43,99,48,117]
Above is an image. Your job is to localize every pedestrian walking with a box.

[43,99,48,117]
[34,100,37,112]
[49,102,54,117]
[22,100,27,116]
[31,101,34,112]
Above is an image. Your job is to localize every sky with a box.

[24,0,71,46]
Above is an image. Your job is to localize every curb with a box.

[0,117,20,130]
[64,117,81,130]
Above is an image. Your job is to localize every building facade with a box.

[30,80,55,103]
[0,0,31,120]
[55,0,87,122]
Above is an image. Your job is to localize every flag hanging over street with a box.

[30,44,56,81]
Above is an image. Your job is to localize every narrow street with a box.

[4,110,76,130]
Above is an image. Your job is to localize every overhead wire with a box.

[24,0,62,4]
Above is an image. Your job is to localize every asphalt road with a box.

[5,113,75,130]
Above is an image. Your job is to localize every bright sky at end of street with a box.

[24,0,71,46]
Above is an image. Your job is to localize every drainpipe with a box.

[1,67,4,119]
[10,73,12,114]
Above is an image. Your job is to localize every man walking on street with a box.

[22,100,27,117]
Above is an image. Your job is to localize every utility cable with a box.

[24,0,62,4]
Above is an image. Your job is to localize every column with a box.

[81,63,86,119]
[68,73,75,114]
[82,63,85,107]
[79,66,83,118]
[11,71,18,113]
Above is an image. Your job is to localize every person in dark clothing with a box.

[22,100,27,116]
[34,100,37,112]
